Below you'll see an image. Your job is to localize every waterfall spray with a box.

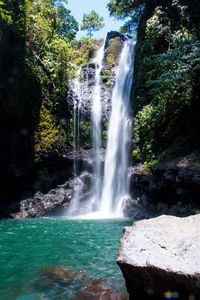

[90,39,106,211]
[67,37,135,218]
[100,39,135,217]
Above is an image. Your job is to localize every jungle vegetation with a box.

[108,0,200,163]
[1,0,200,171]
[0,0,99,154]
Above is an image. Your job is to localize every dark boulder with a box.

[129,151,200,218]
[11,171,93,219]
[105,31,127,49]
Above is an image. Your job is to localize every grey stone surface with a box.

[117,214,200,298]
[12,171,93,219]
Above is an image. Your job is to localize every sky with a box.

[67,0,125,40]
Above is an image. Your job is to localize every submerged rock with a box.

[70,282,127,300]
[43,266,88,282]
[39,268,128,300]
[117,214,200,299]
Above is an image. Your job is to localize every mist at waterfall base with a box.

[0,218,131,299]
[67,38,135,219]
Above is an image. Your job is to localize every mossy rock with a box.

[106,38,124,70]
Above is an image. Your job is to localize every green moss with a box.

[79,120,93,148]
[107,54,115,69]
[102,69,111,82]
[142,160,158,173]
[102,118,109,147]
[106,80,112,87]
[67,118,93,149]
[34,105,60,151]
[106,38,123,70]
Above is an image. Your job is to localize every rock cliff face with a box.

[124,151,200,220]
[117,214,200,299]
[132,151,200,203]
[0,21,42,217]
[67,31,125,123]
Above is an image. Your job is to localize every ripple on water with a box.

[0,218,132,300]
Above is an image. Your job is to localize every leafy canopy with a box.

[107,0,145,33]
[56,4,78,40]
[81,10,104,37]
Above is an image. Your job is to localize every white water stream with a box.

[67,68,88,216]
[67,37,135,218]
[89,40,105,211]
[100,39,135,217]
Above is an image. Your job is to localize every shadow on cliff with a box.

[0,1,42,217]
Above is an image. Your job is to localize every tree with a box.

[81,10,104,37]
[56,4,79,40]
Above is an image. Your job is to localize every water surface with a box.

[0,218,132,299]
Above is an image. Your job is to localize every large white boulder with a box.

[117,214,200,299]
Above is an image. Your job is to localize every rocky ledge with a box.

[128,151,200,219]
[11,171,93,219]
[117,214,200,299]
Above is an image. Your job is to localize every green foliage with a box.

[134,34,200,160]
[106,80,112,87]
[110,0,200,162]
[25,0,80,151]
[27,0,78,80]
[79,120,92,148]
[142,160,158,173]
[34,105,60,151]
[107,54,115,69]
[107,0,146,34]
[72,37,96,66]
[0,1,12,24]
[64,118,93,149]
[132,149,141,162]
[27,0,78,45]
[102,118,109,147]
[1,0,82,154]
[102,69,111,82]
[81,10,104,37]
[108,0,145,20]
[56,4,79,40]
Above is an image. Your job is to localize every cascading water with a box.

[89,40,105,211]
[100,39,135,217]
[67,36,135,218]
[67,68,88,215]
[73,69,81,176]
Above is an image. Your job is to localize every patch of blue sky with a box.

[67,0,125,39]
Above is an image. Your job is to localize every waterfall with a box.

[100,39,135,217]
[67,36,135,218]
[67,68,87,216]
[90,40,105,211]
[73,69,81,177]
